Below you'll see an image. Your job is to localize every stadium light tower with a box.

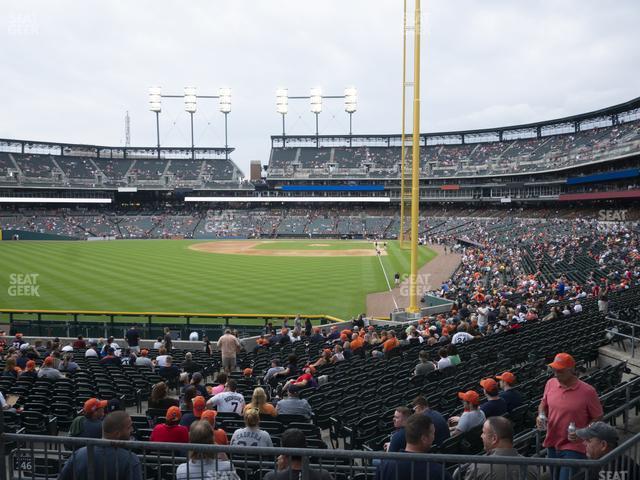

[218,88,232,160]
[344,87,357,146]
[148,87,162,159]
[310,87,322,148]
[184,86,197,160]
[276,88,288,139]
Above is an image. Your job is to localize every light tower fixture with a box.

[148,86,162,158]
[344,87,358,146]
[310,87,322,147]
[184,86,197,159]
[276,88,288,138]
[218,88,232,160]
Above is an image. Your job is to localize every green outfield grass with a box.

[0,240,436,320]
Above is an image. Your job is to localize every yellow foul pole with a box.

[408,0,421,313]
[399,0,408,246]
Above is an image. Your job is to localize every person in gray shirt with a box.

[275,385,313,420]
[59,411,141,480]
[414,350,436,376]
[263,359,285,383]
[230,409,273,447]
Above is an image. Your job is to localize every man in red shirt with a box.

[150,406,189,443]
[537,353,603,480]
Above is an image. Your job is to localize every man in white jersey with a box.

[206,379,245,415]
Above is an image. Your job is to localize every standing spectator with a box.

[496,371,524,413]
[59,411,141,480]
[230,409,274,447]
[464,417,538,480]
[125,325,141,353]
[163,327,173,351]
[207,379,245,415]
[538,353,603,480]
[376,414,452,480]
[479,378,508,418]
[386,406,411,452]
[150,406,189,443]
[304,317,313,337]
[264,428,333,480]
[175,421,239,480]
[449,391,486,436]
[412,396,450,446]
[217,329,241,374]
[69,398,108,439]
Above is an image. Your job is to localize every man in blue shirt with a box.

[479,378,508,418]
[387,406,411,452]
[496,371,524,413]
[412,396,450,446]
[59,411,141,480]
[376,414,452,480]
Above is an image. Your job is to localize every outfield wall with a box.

[0,229,79,241]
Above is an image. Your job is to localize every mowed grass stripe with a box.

[0,240,436,319]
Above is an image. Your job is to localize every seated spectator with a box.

[437,347,453,370]
[59,411,141,480]
[59,353,80,374]
[376,414,452,480]
[447,344,462,366]
[463,417,538,480]
[309,327,325,343]
[85,342,99,358]
[69,398,107,439]
[275,385,313,420]
[207,379,245,415]
[2,357,20,379]
[181,352,203,376]
[283,365,316,392]
[386,406,411,452]
[496,371,524,413]
[190,372,208,397]
[263,359,285,384]
[412,396,450,446]
[452,323,475,345]
[331,345,345,363]
[159,356,180,384]
[274,354,300,381]
[576,421,640,479]
[311,349,332,369]
[99,347,121,366]
[176,420,239,480]
[72,335,86,349]
[245,387,277,417]
[230,408,274,447]
[153,337,164,350]
[479,378,508,418]
[150,406,189,443]
[200,410,230,445]
[38,356,63,380]
[19,360,37,380]
[135,349,153,368]
[181,385,198,412]
[449,391,486,436]
[209,373,227,396]
[264,428,332,480]
[155,347,169,367]
[414,350,436,376]
[148,382,179,410]
[181,395,206,429]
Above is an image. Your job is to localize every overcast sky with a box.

[1,0,638,175]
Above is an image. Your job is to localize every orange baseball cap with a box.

[496,372,516,384]
[43,357,54,367]
[479,378,498,392]
[26,360,36,370]
[140,349,149,356]
[458,390,480,405]
[548,353,576,370]
[84,398,108,413]
[243,368,253,376]
[201,409,217,425]
[193,395,206,417]
[166,406,181,422]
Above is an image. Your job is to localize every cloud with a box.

[0,0,638,174]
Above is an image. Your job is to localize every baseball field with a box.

[0,239,437,320]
